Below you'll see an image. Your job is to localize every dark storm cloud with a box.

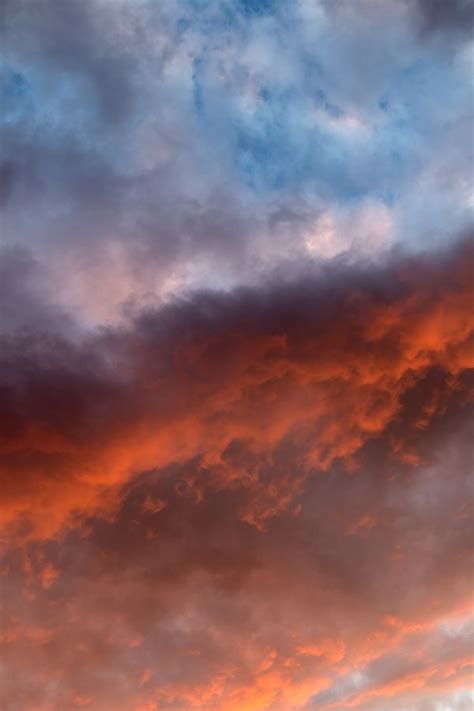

[415,0,474,38]
[0,235,472,537]
[0,233,472,709]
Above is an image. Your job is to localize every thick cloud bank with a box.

[1,238,473,710]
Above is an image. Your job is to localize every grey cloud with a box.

[1,0,472,326]
[415,0,474,38]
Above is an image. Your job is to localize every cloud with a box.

[414,0,474,39]
[0,233,472,711]
[1,367,472,710]
[1,0,472,324]
[1,2,473,708]
[0,235,472,540]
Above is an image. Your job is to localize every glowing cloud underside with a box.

[0,1,473,710]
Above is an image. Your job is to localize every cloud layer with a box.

[1,237,473,710]
[2,0,473,322]
[1,1,473,710]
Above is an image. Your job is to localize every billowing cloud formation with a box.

[1,238,472,538]
[1,238,473,710]
[2,0,473,321]
[1,1,473,709]
[2,427,473,711]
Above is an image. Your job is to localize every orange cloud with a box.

[0,240,473,711]
[0,240,472,542]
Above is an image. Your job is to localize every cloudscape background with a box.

[0,1,473,710]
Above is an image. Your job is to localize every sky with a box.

[0,1,473,710]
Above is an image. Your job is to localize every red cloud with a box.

[0,240,473,710]
[1,240,472,540]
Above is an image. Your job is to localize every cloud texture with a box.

[0,1,473,710]
[2,0,473,320]
[1,237,473,710]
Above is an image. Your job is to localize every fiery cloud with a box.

[1,1,473,709]
[1,239,473,539]
[1,239,473,710]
